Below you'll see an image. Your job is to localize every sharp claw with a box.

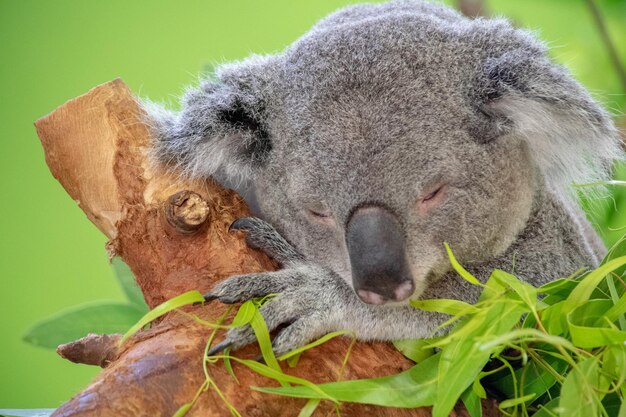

[229,217,254,232]
[202,292,218,302]
[207,340,233,357]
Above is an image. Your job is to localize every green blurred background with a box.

[1,0,624,408]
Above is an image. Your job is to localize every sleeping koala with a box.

[147,0,622,355]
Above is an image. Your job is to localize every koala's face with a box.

[247,10,543,304]
[152,2,618,305]
[255,69,537,304]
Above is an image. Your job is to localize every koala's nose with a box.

[346,205,415,304]
[357,280,415,305]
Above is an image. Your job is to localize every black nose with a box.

[345,205,415,304]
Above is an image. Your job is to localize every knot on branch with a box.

[164,190,210,234]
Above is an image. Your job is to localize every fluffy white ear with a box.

[476,50,622,194]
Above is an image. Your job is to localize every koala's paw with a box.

[205,266,338,357]
[204,217,350,356]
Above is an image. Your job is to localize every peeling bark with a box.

[35,80,498,417]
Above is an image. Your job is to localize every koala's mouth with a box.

[345,204,416,305]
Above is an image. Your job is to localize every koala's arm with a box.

[206,218,471,356]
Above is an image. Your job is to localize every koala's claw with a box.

[202,292,218,303]
[228,217,256,232]
[207,339,233,357]
[229,217,305,264]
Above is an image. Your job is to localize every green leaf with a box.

[256,353,441,408]
[478,328,577,353]
[227,357,335,402]
[559,357,603,417]
[171,403,192,417]
[602,234,626,277]
[490,269,538,309]
[249,305,281,375]
[499,393,536,410]
[286,352,302,368]
[538,278,578,298]
[541,301,566,335]
[111,257,148,311]
[410,298,478,316]
[223,348,239,384]
[297,399,321,417]
[460,387,482,417]
[602,344,626,382]
[562,256,626,321]
[486,353,568,406]
[532,397,561,417]
[567,300,626,348]
[432,300,527,417]
[444,243,482,286]
[603,288,626,327]
[472,377,487,399]
[120,290,205,345]
[278,330,353,362]
[23,301,146,349]
[393,338,436,364]
[230,300,256,327]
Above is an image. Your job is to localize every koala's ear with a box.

[472,49,622,190]
[145,74,271,185]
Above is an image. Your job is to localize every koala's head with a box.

[150,1,621,305]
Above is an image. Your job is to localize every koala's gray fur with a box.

[146,0,622,355]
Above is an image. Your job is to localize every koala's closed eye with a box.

[417,184,447,214]
[305,204,335,225]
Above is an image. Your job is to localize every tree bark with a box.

[34,79,498,417]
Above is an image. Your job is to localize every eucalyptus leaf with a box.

[568,299,626,348]
[249,305,281,374]
[559,357,603,417]
[120,290,205,345]
[532,397,561,417]
[230,300,256,327]
[410,298,478,316]
[111,257,148,311]
[256,353,441,408]
[460,386,482,417]
[393,338,436,364]
[499,393,536,410]
[562,256,626,321]
[490,269,538,309]
[602,344,626,381]
[444,243,481,285]
[278,330,353,362]
[23,301,146,349]
[486,353,568,406]
[171,403,192,417]
[297,399,320,417]
[432,299,527,417]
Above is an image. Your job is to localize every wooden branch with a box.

[35,80,498,417]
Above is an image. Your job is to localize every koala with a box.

[146,0,622,356]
